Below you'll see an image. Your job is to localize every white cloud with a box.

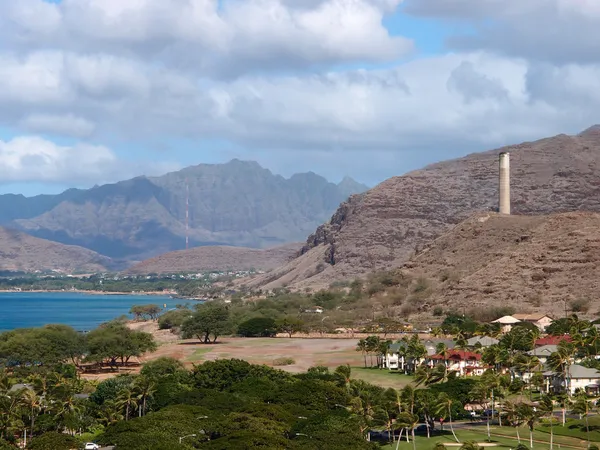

[0,0,600,187]
[0,0,409,77]
[404,0,600,65]
[20,114,96,138]
[0,136,179,184]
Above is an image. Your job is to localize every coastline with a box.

[0,289,174,297]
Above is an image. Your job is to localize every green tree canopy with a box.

[181,304,231,343]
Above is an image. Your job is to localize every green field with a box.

[379,426,595,449]
[352,367,415,389]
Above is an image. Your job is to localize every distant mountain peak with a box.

[579,124,600,137]
[337,176,369,196]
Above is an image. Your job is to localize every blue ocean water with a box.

[0,292,184,331]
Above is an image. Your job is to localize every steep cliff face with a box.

[242,126,600,291]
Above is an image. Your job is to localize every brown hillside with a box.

[402,212,600,317]
[126,243,301,274]
[241,126,600,290]
[0,227,113,273]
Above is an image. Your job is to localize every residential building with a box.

[491,315,521,333]
[466,336,499,348]
[547,364,600,395]
[512,313,554,331]
[535,335,572,347]
[527,345,558,365]
[427,350,487,377]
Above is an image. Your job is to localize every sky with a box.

[1,0,600,196]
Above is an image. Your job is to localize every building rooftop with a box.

[513,313,553,322]
[492,315,521,324]
[535,335,572,347]
[527,344,558,357]
[466,336,499,347]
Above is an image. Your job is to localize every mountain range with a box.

[241,125,600,290]
[0,160,368,263]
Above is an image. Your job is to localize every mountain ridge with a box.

[0,160,368,262]
[239,125,600,291]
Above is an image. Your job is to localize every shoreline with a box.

[0,289,175,297]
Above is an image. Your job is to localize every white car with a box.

[84,443,99,450]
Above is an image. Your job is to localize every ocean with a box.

[0,292,186,331]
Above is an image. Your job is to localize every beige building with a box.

[512,313,554,331]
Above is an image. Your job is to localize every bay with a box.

[0,292,185,331]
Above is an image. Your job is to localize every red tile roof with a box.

[535,335,572,346]
[430,350,482,361]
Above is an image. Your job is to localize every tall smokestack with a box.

[499,152,510,214]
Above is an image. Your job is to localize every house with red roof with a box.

[427,350,487,377]
[535,335,572,347]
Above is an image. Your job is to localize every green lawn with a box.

[352,367,414,390]
[379,426,595,450]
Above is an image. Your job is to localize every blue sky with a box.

[1,0,599,196]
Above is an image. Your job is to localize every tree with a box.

[181,304,231,343]
[140,357,186,380]
[276,317,304,339]
[547,340,577,398]
[237,317,277,337]
[86,323,157,367]
[356,339,368,368]
[130,304,163,321]
[572,391,593,445]
[459,442,481,450]
[435,393,459,443]
[396,412,419,450]
[539,395,555,450]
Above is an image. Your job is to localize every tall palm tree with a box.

[572,391,592,445]
[413,365,432,387]
[520,403,541,449]
[435,393,459,443]
[547,341,576,398]
[133,376,156,417]
[504,401,524,444]
[396,412,419,450]
[116,388,139,421]
[19,389,42,437]
[357,339,368,368]
[539,394,555,450]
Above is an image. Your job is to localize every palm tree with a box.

[400,385,416,414]
[116,388,139,421]
[572,391,592,445]
[19,389,42,437]
[539,395,555,450]
[414,365,432,387]
[357,339,368,368]
[547,341,576,398]
[396,412,419,450]
[133,376,156,417]
[504,401,525,444]
[521,403,541,449]
[435,393,459,443]
[365,336,381,368]
[334,364,352,393]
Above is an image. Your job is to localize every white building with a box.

[491,315,521,333]
[548,364,600,395]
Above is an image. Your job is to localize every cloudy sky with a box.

[1,0,600,195]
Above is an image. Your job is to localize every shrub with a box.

[272,357,295,366]
[570,298,590,313]
[27,432,80,450]
[433,306,444,317]
[413,277,430,293]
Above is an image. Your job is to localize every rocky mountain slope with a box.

[242,126,600,290]
[0,227,115,273]
[127,243,301,274]
[2,160,367,261]
[402,212,600,317]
